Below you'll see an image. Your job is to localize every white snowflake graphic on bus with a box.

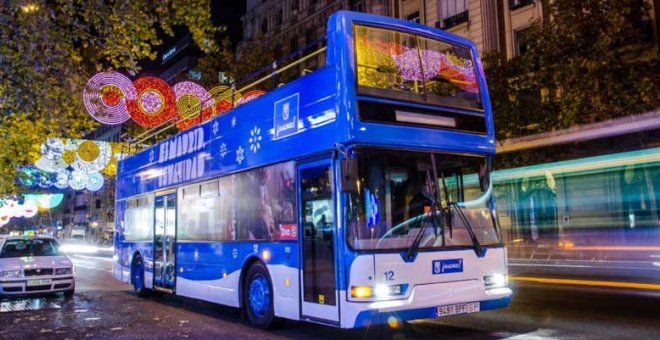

[236,145,244,164]
[249,126,262,153]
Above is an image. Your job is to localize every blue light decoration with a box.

[0,193,65,227]
[24,193,65,210]
[365,188,380,227]
[23,137,124,192]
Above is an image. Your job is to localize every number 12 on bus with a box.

[113,11,512,329]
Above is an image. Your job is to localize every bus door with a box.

[153,192,177,292]
[298,160,339,324]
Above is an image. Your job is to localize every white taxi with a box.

[0,236,75,297]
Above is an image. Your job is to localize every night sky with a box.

[142,1,246,75]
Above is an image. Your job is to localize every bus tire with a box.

[132,255,150,298]
[243,261,275,329]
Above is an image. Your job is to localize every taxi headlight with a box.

[0,270,24,278]
[55,267,73,275]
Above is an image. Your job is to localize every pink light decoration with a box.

[173,81,214,131]
[392,48,442,81]
[83,72,135,125]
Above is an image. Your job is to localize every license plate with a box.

[437,302,480,317]
[27,279,52,287]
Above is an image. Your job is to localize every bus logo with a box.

[274,93,299,139]
[432,259,463,274]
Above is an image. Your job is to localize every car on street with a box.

[0,235,75,298]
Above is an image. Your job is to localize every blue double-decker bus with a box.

[113,11,512,329]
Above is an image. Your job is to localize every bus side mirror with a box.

[340,158,358,193]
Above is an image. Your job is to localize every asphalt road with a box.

[1,254,659,339]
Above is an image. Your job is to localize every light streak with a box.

[511,276,660,291]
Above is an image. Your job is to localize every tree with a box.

[197,34,278,89]
[484,0,660,141]
[0,0,220,194]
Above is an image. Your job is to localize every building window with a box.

[290,36,299,53]
[292,0,299,13]
[261,17,268,35]
[305,28,316,45]
[406,11,420,23]
[509,0,534,11]
[515,27,532,56]
[439,0,469,29]
[276,9,283,27]
[350,0,365,12]
[95,199,102,209]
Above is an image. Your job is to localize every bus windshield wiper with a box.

[404,172,441,260]
[404,155,443,260]
[449,201,484,257]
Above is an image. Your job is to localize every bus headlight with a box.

[352,284,407,299]
[484,274,507,288]
[351,286,372,298]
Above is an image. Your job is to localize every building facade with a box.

[239,0,658,63]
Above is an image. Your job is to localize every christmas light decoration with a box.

[173,81,214,131]
[438,53,478,93]
[24,193,65,210]
[83,72,135,125]
[392,48,442,81]
[35,138,67,172]
[126,76,177,128]
[209,85,242,117]
[236,90,266,106]
[66,139,112,173]
[86,172,105,192]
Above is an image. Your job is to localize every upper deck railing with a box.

[125,39,327,153]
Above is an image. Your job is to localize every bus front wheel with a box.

[132,255,151,297]
[243,262,275,329]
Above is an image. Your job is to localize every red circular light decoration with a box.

[126,76,177,128]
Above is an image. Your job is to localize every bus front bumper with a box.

[348,283,512,328]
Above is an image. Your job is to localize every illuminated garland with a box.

[83,73,279,131]
[236,90,266,106]
[209,85,243,117]
[392,48,442,81]
[83,72,134,125]
[65,139,112,173]
[126,76,178,128]
[0,194,65,227]
[173,81,214,131]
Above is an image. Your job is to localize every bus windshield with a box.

[355,24,482,110]
[346,149,501,251]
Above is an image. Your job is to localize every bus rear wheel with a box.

[132,255,151,297]
[243,262,275,329]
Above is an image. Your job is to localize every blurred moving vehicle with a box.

[0,236,75,297]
